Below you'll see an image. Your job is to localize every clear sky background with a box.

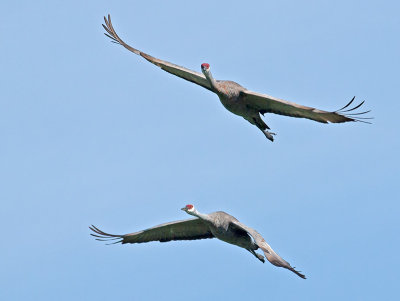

[1,0,399,300]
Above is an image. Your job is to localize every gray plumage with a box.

[102,15,371,142]
[90,204,306,279]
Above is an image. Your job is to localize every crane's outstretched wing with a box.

[90,218,214,244]
[241,90,372,124]
[230,220,306,279]
[102,15,213,92]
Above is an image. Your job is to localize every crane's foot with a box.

[256,253,265,263]
[263,130,276,142]
[249,249,265,263]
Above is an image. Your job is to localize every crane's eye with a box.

[201,63,209,69]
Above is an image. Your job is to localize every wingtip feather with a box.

[332,97,372,124]
[290,267,306,279]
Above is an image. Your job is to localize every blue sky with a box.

[1,0,399,300]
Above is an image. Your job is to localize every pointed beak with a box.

[181,207,186,211]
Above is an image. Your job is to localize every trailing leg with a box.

[251,115,276,142]
[248,249,265,263]
[262,130,276,142]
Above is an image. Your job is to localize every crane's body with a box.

[202,73,277,140]
[90,205,306,279]
[199,211,256,249]
[102,15,370,142]
[208,80,251,120]
[213,81,245,114]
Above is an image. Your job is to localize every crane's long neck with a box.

[189,209,211,222]
[203,70,218,91]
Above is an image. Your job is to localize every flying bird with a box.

[102,14,371,141]
[90,204,306,279]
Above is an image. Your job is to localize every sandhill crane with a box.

[102,15,371,142]
[90,204,306,279]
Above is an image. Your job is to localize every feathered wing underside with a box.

[241,90,372,124]
[230,221,306,279]
[102,15,213,92]
[90,218,214,244]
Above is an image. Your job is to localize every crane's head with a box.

[201,63,210,73]
[181,204,195,213]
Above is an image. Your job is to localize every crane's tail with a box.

[89,225,124,245]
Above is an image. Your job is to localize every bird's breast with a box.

[216,81,242,99]
[218,95,249,117]
[215,82,252,117]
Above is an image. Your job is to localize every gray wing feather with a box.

[242,90,371,124]
[230,220,306,279]
[102,15,213,92]
[90,218,214,244]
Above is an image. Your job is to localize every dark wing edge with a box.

[102,15,141,55]
[286,266,306,279]
[242,90,372,124]
[102,14,213,91]
[230,221,306,279]
[90,225,124,245]
[89,218,214,245]
[332,96,373,124]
